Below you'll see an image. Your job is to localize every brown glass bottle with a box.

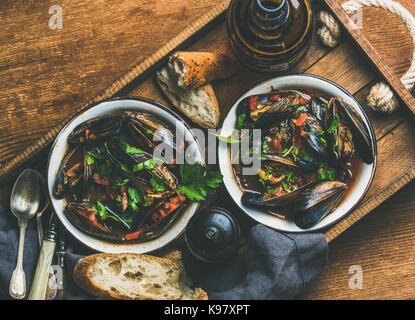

[226,0,314,72]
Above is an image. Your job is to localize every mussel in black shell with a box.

[232,88,373,229]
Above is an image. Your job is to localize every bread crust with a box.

[155,69,220,129]
[73,252,207,300]
[169,51,236,89]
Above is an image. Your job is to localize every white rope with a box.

[318,0,415,113]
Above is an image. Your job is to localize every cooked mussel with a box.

[248,90,312,126]
[262,120,293,155]
[241,182,313,209]
[125,111,181,154]
[292,180,347,229]
[294,112,328,157]
[64,202,124,241]
[326,97,373,164]
[262,154,300,169]
[242,180,347,229]
[310,96,329,122]
[125,192,186,241]
[68,114,125,144]
[104,139,152,189]
[53,146,79,199]
[105,139,178,191]
[134,204,184,242]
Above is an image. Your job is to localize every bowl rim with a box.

[218,73,378,233]
[47,96,204,252]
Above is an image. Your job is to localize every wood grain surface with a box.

[324,0,415,118]
[1,0,415,300]
[305,0,415,299]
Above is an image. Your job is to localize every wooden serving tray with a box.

[2,0,415,243]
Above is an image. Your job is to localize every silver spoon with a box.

[31,170,49,247]
[9,169,41,299]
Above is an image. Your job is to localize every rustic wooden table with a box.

[1,0,414,299]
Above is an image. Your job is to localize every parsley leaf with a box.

[128,187,143,204]
[112,177,129,186]
[86,155,95,165]
[262,140,270,154]
[282,146,293,157]
[177,163,223,201]
[318,168,336,181]
[133,158,156,172]
[237,113,247,130]
[125,144,144,155]
[87,151,103,159]
[150,176,166,192]
[94,201,107,220]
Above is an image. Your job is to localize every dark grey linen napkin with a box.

[0,204,328,300]
[182,224,328,300]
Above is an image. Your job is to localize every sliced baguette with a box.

[160,250,207,300]
[73,253,207,300]
[168,51,236,89]
[156,67,220,129]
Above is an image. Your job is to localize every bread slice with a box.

[73,253,207,300]
[156,67,220,129]
[160,250,208,300]
[168,51,236,89]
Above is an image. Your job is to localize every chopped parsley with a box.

[327,114,339,134]
[296,106,308,112]
[318,168,336,181]
[177,163,223,201]
[128,187,144,211]
[262,140,270,154]
[86,155,95,166]
[125,144,145,155]
[87,151,103,159]
[133,158,156,172]
[112,177,129,186]
[150,176,166,193]
[237,113,247,130]
[284,170,295,183]
[282,146,293,157]
[281,180,291,193]
[94,201,107,220]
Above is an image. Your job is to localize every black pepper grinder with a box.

[185,207,241,264]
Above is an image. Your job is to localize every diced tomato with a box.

[93,173,110,187]
[300,130,306,137]
[295,113,308,127]
[270,94,281,101]
[177,193,186,203]
[299,97,311,105]
[85,129,96,141]
[266,185,285,198]
[249,95,259,111]
[125,226,146,240]
[79,208,98,223]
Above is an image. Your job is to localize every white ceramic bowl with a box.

[218,74,377,232]
[47,97,204,253]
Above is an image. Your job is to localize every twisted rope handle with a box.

[318,0,415,113]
